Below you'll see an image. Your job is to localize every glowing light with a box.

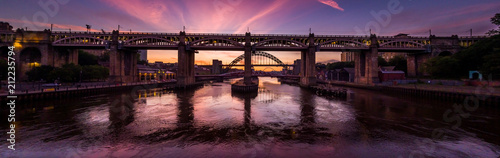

[14,42,22,48]
[28,62,41,68]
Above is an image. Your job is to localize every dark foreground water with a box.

[1,77,500,158]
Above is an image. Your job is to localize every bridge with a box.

[223,51,291,73]
[0,27,488,87]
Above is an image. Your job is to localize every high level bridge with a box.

[0,28,487,86]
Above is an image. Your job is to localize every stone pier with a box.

[177,31,196,86]
[354,35,379,85]
[300,33,317,87]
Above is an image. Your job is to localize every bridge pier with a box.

[300,33,317,87]
[177,31,196,86]
[407,53,430,77]
[109,31,138,83]
[108,49,138,83]
[244,32,253,85]
[355,35,379,85]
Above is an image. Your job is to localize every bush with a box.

[26,64,109,83]
[422,56,460,79]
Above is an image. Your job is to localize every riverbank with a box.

[0,81,177,102]
[319,80,500,106]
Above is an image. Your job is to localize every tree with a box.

[81,65,109,81]
[378,56,388,67]
[480,49,500,80]
[0,59,7,80]
[454,34,500,76]
[422,56,460,79]
[487,13,500,35]
[26,65,54,81]
[78,50,99,65]
[388,55,407,73]
[326,61,354,70]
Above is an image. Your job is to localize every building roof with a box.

[342,68,355,74]
[380,66,396,71]
[380,70,405,74]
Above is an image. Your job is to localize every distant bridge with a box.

[223,51,290,73]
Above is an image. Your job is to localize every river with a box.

[1,77,499,157]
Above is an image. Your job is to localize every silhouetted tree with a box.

[326,61,355,70]
[0,59,7,80]
[422,56,460,79]
[26,65,54,81]
[78,50,99,65]
[378,56,388,67]
[388,55,407,73]
[487,13,500,35]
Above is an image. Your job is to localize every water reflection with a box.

[177,89,195,129]
[1,78,499,157]
[108,94,136,133]
[231,91,257,130]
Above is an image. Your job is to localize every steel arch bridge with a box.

[224,51,287,73]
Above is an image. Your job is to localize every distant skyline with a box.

[1,0,498,65]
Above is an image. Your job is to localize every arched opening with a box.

[20,47,42,70]
[224,51,286,73]
[472,73,480,80]
[438,51,452,57]
[0,46,9,59]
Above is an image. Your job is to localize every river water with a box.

[1,77,499,158]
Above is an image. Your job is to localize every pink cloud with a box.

[235,0,290,33]
[98,0,307,34]
[317,0,344,11]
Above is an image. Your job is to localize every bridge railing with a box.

[186,33,245,36]
[315,35,369,38]
[121,32,180,36]
[52,31,113,35]
[459,36,489,39]
[252,34,309,37]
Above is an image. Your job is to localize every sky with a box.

[0,0,498,66]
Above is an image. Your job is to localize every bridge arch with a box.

[224,51,285,72]
[19,47,42,79]
[190,37,243,47]
[20,47,42,63]
[379,40,425,48]
[253,39,307,48]
[124,36,177,45]
[319,39,367,48]
[53,36,106,45]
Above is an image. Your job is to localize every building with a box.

[339,68,355,82]
[379,66,406,82]
[137,65,175,82]
[138,50,147,62]
[293,59,301,75]
[0,22,13,31]
[341,52,355,62]
[212,59,222,74]
[325,69,340,81]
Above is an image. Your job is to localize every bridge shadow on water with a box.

[134,86,339,146]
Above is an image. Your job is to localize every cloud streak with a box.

[317,0,344,11]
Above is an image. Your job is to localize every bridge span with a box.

[0,28,488,87]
